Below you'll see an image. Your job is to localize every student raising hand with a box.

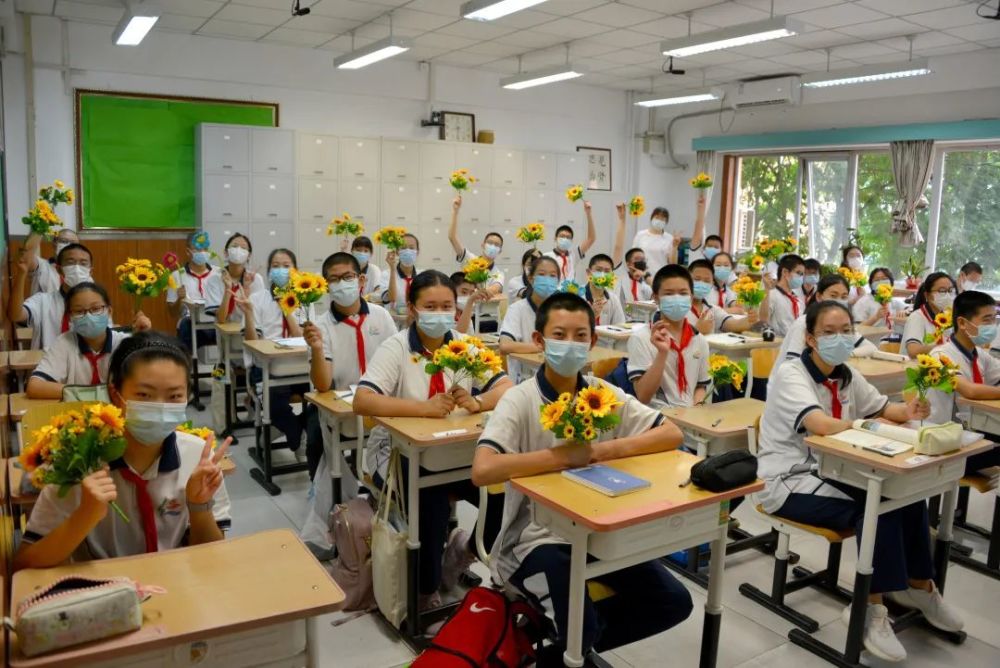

[132,310,153,332]
[186,436,231,505]
[650,320,673,354]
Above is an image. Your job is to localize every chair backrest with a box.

[590,356,621,380]
[62,385,110,403]
[879,341,901,354]
[751,348,779,380]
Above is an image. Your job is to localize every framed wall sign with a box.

[576,145,612,191]
[441,111,476,142]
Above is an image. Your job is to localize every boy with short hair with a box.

[21,227,79,296]
[617,247,653,305]
[802,258,822,305]
[350,236,383,301]
[472,292,692,664]
[958,261,984,294]
[545,200,597,281]
[449,196,506,297]
[584,254,626,325]
[761,254,806,337]
[449,271,490,334]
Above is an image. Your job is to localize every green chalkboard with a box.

[77,91,277,230]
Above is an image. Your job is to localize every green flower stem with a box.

[110,500,130,523]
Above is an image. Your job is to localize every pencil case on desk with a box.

[11,575,160,657]
[915,422,963,456]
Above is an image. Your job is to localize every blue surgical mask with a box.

[693,281,712,300]
[269,267,290,288]
[533,275,558,298]
[399,249,418,267]
[416,310,454,338]
[969,322,998,347]
[329,279,360,307]
[125,400,190,447]
[816,334,855,366]
[714,266,732,283]
[544,339,590,377]
[789,275,805,290]
[703,247,720,261]
[192,251,211,266]
[832,298,850,309]
[352,251,370,267]
[483,244,500,260]
[804,274,820,287]
[71,312,109,339]
[556,237,573,251]
[659,295,691,322]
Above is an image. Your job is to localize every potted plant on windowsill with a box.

[901,252,928,290]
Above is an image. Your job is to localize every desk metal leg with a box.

[743,352,755,398]
[563,530,588,668]
[934,485,958,593]
[405,449,422,640]
[190,318,205,411]
[249,364,282,496]
[329,416,343,505]
[699,524,727,668]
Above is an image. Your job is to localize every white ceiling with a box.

[14,0,1000,93]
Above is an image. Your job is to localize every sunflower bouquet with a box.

[838,266,867,289]
[923,309,953,345]
[423,336,504,391]
[274,269,328,321]
[373,226,408,252]
[689,172,713,189]
[873,283,895,305]
[558,279,586,296]
[517,222,545,247]
[177,420,215,444]
[905,353,961,401]
[590,272,616,291]
[20,403,130,522]
[22,179,74,238]
[628,195,646,218]
[327,212,364,238]
[733,276,766,309]
[539,383,623,444]
[703,354,747,402]
[450,169,477,193]
[116,257,176,311]
[463,256,493,288]
[753,236,796,263]
[566,185,584,203]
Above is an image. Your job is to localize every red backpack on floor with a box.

[412,587,545,668]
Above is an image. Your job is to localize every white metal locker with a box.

[461,186,491,227]
[382,183,420,227]
[382,140,421,182]
[297,133,339,179]
[493,148,524,188]
[523,189,556,227]
[250,222,296,265]
[339,137,380,182]
[338,182,379,228]
[454,144,493,187]
[419,143,455,184]
[296,220,334,270]
[251,128,294,175]
[202,174,249,222]
[421,225,456,268]
[491,188,523,229]
[557,153,587,189]
[419,183,453,226]
[202,221,249,250]
[298,179,337,223]
[524,151,557,189]
[251,176,295,223]
[200,126,250,173]
[557,197,585,234]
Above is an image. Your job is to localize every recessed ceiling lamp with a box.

[112,1,159,46]
[634,91,721,108]
[462,0,548,21]
[334,13,411,70]
[501,46,584,90]
[661,15,802,58]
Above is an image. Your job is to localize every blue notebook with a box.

[562,465,651,497]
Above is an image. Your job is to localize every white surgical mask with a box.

[62,264,92,287]
[329,279,360,307]
[227,246,250,265]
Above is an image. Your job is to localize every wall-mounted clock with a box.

[440,111,476,142]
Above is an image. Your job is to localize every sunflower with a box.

[926,368,942,385]
[731,372,744,391]
[574,400,590,416]
[540,402,566,431]
[934,312,952,329]
[128,271,150,288]
[87,404,125,432]
[581,414,594,427]
[557,392,572,404]
[447,340,469,356]
[917,354,941,369]
[750,256,765,271]
[19,443,43,472]
[581,426,597,441]
[577,384,620,418]
[563,424,575,439]
[54,179,65,189]
[937,353,956,369]
[65,189,75,204]
[279,291,301,315]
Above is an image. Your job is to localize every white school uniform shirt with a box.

[757,355,888,514]
[685,300,733,334]
[616,268,653,305]
[505,274,528,303]
[767,287,804,337]
[902,306,950,353]
[477,370,666,584]
[23,289,69,350]
[360,263,383,300]
[166,264,218,320]
[499,296,540,381]
[544,248,585,282]
[311,300,398,391]
[928,339,1000,427]
[30,260,60,296]
[204,269,266,325]
[584,284,626,326]
[23,431,232,561]
[709,284,737,309]
[627,320,710,407]
[772,316,877,376]
[631,228,674,276]
[456,248,506,292]
[358,326,508,480]
[31,329,130,387]
[378,265,419,313]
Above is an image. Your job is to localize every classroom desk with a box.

[509,346,625,379]
[595,323,644,351]
[7,458,37,507]
[790,435,994,666]
[15,326,33,350]
[375,412,485,641]
[214,322,247,440]
[472,295,507,335]
[7,351,44,393]
[847,356,913,398]
[512,450,763,668]
[662,398,764,457]
[625,300,657,323]
[8,394,60,457]
[856,324,891,342]
[182,299,215,411]
[705,332,782,397]
[243,339,311,495]
[8,529,345,667]
[957,396,1000,436]
[305,390,365,505]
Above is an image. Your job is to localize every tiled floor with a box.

[204,408,1000,668]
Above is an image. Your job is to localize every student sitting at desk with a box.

[709,252,741,313]
[853,267,897,328]
[348,235,383,301]
[616,247,653,306]
[758,301,963,662]
[381,232,421,314]
[928,290,1000,475]
[20,227,79,297]
[500,256,561,380]
[802,259,822,306]
[304,252,398,479]
[902,272,957,359]
[206,232,265,325]
[449,195,506,298]
[544,203,597,282]
[772,274,877,375]
[583,254,626,326]
[628,264,710,407]
[957,261,983,294]
[471,292,692,665]
[167,231,219,350]
[450,272,489,335]
[506,249,542,303]
[760,253,805,338]
[15,332,232,569]
[353,270,513,606]
[687,259,754,335]
[27,283,151,399]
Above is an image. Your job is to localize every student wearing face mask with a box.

[27,283,151,399]
[500,256,562,381]
[584,254,626,326]
[167,231,220,351]
[205,233,264,325]
[628,265,711,407]
[354,271,512,608]
[10,242,110,350]
[709,252,741,311]
[957,261,983,294]
[506,249,543,302]
[20,227,80,296]
[349,236,383,301]
[802,259,822,306]
[616,248,653,306]
[471,292,691,666]
[450,272,488,335]
[449,196,507,297]
[544,199,597,281]
[14,332,232,568]
[760,254,806,338]
[853,268,897,328]
[687,233,723,264]
[772,275,876,376]
[686,259,754,335]
[841,245,867,304]
[902,272,958,358]
[759,301,961,663]
[382,233,422,314]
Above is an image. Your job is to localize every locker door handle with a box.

[268,167,278,171]
[222,213,232,217]
[268,213,278,217]
[313,170,324,175]
[222,165,233,170]
[396,174,406,179]
[313,215,323,219]
[396,216,405,221]
[354,172,365,177]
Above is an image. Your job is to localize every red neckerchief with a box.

[587,286,605,326]
[341,313,368,374]
[186,265,212,298]
[419,339,446,398]
[822,380,842,419]
[920,305,945,343]
[82,350,104,385]
[973,355,984,384]
[778,287,800,318]
[803,287,816,306]
[281,318,289,338]
[670,321,696,395]
[117,468,158,553]
[717,285,726,308]
[225,284,239,318]
[631,278,639,301]
[555,250,569,279]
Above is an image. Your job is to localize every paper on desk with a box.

[704,333,747,345]
[596,325,630,334]
[274,337,307,348]
[870,350,908,363]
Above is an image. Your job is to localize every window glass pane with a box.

[855,152,929,275]
[806,160,849,265]
[935,149,1000,289]
[735,156,802,254]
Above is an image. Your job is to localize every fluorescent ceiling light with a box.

[661,16,802,58]
[501,64,584,90]
[462,0,547,21]
[634,91,720,108]
[334,35,412,69]
[801,59,931,88]
[112,6,159,46]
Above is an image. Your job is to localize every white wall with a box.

[3,15,631,241]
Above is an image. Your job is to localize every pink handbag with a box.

[329,497,376,611]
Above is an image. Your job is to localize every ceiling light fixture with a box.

[660,16,802,58]
[634,90,720,108]
[501,64,584,89]
[801,58,931,88]
[334,13,410,70]
[462,0,548,21]
[112,1,159,46]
